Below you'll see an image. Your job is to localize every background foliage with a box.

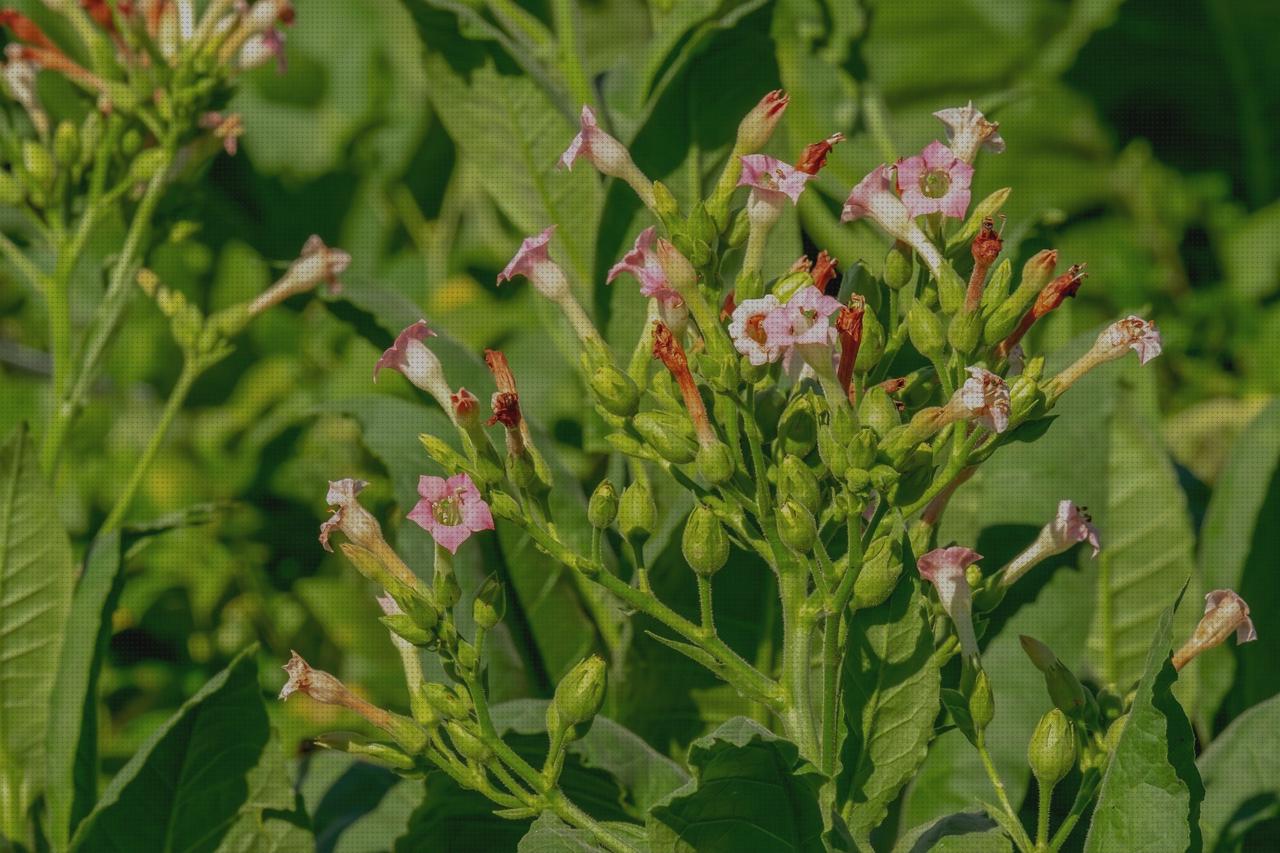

[2,0,1279,850]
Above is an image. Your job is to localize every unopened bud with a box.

[473,576,505,630]
[653,180,680,222]
[855,304,886,372]
[980,259,1013,314]
[735,89,789,154]
[53,120,79,167]
[618,481,656,544]
[985,250,1058,344]
[947,309,982,355]
[1008,375,1043,422]
[22,140,54,186]
[127,148,169,185]
[1020,635,1097,727]
[779,455,821,514]
[884,240,914,289]
[590,362,640,416]
[847,428,878,470]
[588,480,619,529]
[696,440,734,485]
[908,302,946,361]
[420,682,472,720]
[446,721,492,762]
[773,269,814,302]
[777,394,819,457]
[634,410,698,464]
[969,669,994,733]
[1029,709,1076,787]
[727,207,751,248]
[683,504,729,576]
[379,613,434,646]
[858,387,901,438]
[852,535,904,609]
[553,655,607,731]
[778,499,818,554]
[1103,714,1127,753]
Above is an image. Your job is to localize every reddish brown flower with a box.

[965,218,1004,313]
[653,323,716,446]
[835,298,865,403]
[812,251,839,294]
[997,264,1087,357]
[795,132,845,175]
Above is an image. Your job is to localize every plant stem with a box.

[547,791,640,853]
[820,605,841,777]
[780,569,819,761]
[697,574,714,636]
[462,634,546,795]
[1047,768,1100,852]
[1037,777,1052,850]
[977,735,1035,853]
[43,146,173,471]
[100,358,198,532]
[549,0,594,111]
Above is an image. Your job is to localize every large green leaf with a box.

[0,425,75,836]
[892,812,1013,853]
[46,530,124,849]
[1198,400,1280,724]
[647,717,825,853]
[70,648,271,853]
[1084,601,1204,853]
[1087,382,1199,692]
[1198,694,1280,852]
[838,577,941,845]
[216,730,313,853]
[518,813,650,853]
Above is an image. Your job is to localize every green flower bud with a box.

[433,554,462,611]
[754,387,786,442]
[420,683,471,719]
[505,448,539,489]
[696,441,735,485]
[984,250,1058,344]
[456,639,479,671]
[847,428,878,470]
[845,467,872,494]
[777,395,819,458]
[686,202,718,247]
[1103,714,1127,754]
[588,480,619,529]
[446,721,493,762]
[969,669,994,733]
[1023,354,1045,382]
[948,309,983,355]
[858,387,901,438]
[653,180,680,222]
[127,148,169,184]
[0,170,23,205]
[727,207,751,248]
[53,120,79,167]
[590,363,639,417]
[908,302,946,362]
[1020,635,1097,727]
[855,306,886,373]
[853,536,903,609]
[1029,709,1077,787]
[980,258,1013,314]
[884,240,914,290]
[936,263,966,315]
[1008,375,1043,423]
[379,613,434,646]
[683,504,729,576]
[817,426,847,481]
[473,576,505,630]
[22,141,55,187]
[121,128,144,157]
[553,655,607,731]
[346,740,417,770]
[869,464,900,494]
[774,270,814,302]
[735,268,765,301]
[778,499,817,554]
[778,455,822,514]
[618,481,656,544]
[634,410,698,464]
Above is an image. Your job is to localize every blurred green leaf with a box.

[1198,694,1280,851]
[892,811,1012,853]
[0,425,74,835]
[70,647,270,852]
[648,717,824,853]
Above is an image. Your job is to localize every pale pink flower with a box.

[1096,315,1163,365]
[933,102,1005,164]
[895,141,974,219]
[407,473,495,554]
[918,546,983,659]
[373,320,436,381]
[947,367,1011,433]
[1001,500,1101,587]
[738,155,811,204]
[279,650,345,703]
[559,105,632,176]
[238,27,287,72]
[728,294,786,366]
[319,478,383,553]
[608,227,682,305]
[1173,589,1257,670]
[841,166,945,277]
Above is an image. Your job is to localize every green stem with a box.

[100,358,198,532]
[45,145,173,470]
[1047,768,1100,852]
[463,635,546,794]
[820,605,841,777]
[1036,777,1052,851]
[780,569,819,761]
[977,735,1035,853]
[0,231,48,290]
[547,791,640,853]
[697,574,714,636]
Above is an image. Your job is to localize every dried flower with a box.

[280,651,426,751]
[836,298,865,402]
[735,89,789,154]
[319,478,380,553]
[918,546,983,659]
[248,235,349,315]
[997,265,1087,357]
[945,367,1011,434]
[407,473,495,554]
[895,141,974,220]
[1048,316,1163,395]
[1001,500,1100,587]
[1172,590,1257,671]
[795,133,845,175]
[965,218,1003,312]
[198,111,244,156]
[933,101,1005,164]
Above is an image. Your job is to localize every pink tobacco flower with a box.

[497,225,572,300]
[1001,500,1100,587]
[373,320,436,381]
[766,286,842,349]
[738,155,811,204]
[1097,315,1163,365]
[238,27,287,72]
[1173,590,1257,670]
[946,367,1011,434]
[895,141,974,220]
[918,546,983,660]
[559,105,630,176]
[407,473,495,554]
[608,227,683,305]
[319,478,384,553]
[728,294,786,366]
[933,101,1005,164]
[841,165,946,278]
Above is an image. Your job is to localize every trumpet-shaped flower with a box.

[933,101,1005,163]
[497,225,572,301]
[1097,315,1163,365]
[738,155,811,204]
[841,165,946,278]
[608,227,682,305]
[728,294,785,366]
[947,367,1011,434]
[895,141,974,220]
[319,478,382,553]
[407,473,495,554]
[1001,500,1100,587]
[1173,590,1257,670]
[918,546,983,660]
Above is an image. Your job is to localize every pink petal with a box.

[417,475,450,503]
[498,226,556,284]
[937,186,971,219]
[461,498,495,533]
[920,140,957,170]
[406,498,435,530]
[373,320,435,381]
[429,521,472,554]
[917,545,982,583]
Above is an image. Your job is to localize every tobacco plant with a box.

[275,92,1258,852]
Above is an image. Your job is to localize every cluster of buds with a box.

[274,91,1207,841]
